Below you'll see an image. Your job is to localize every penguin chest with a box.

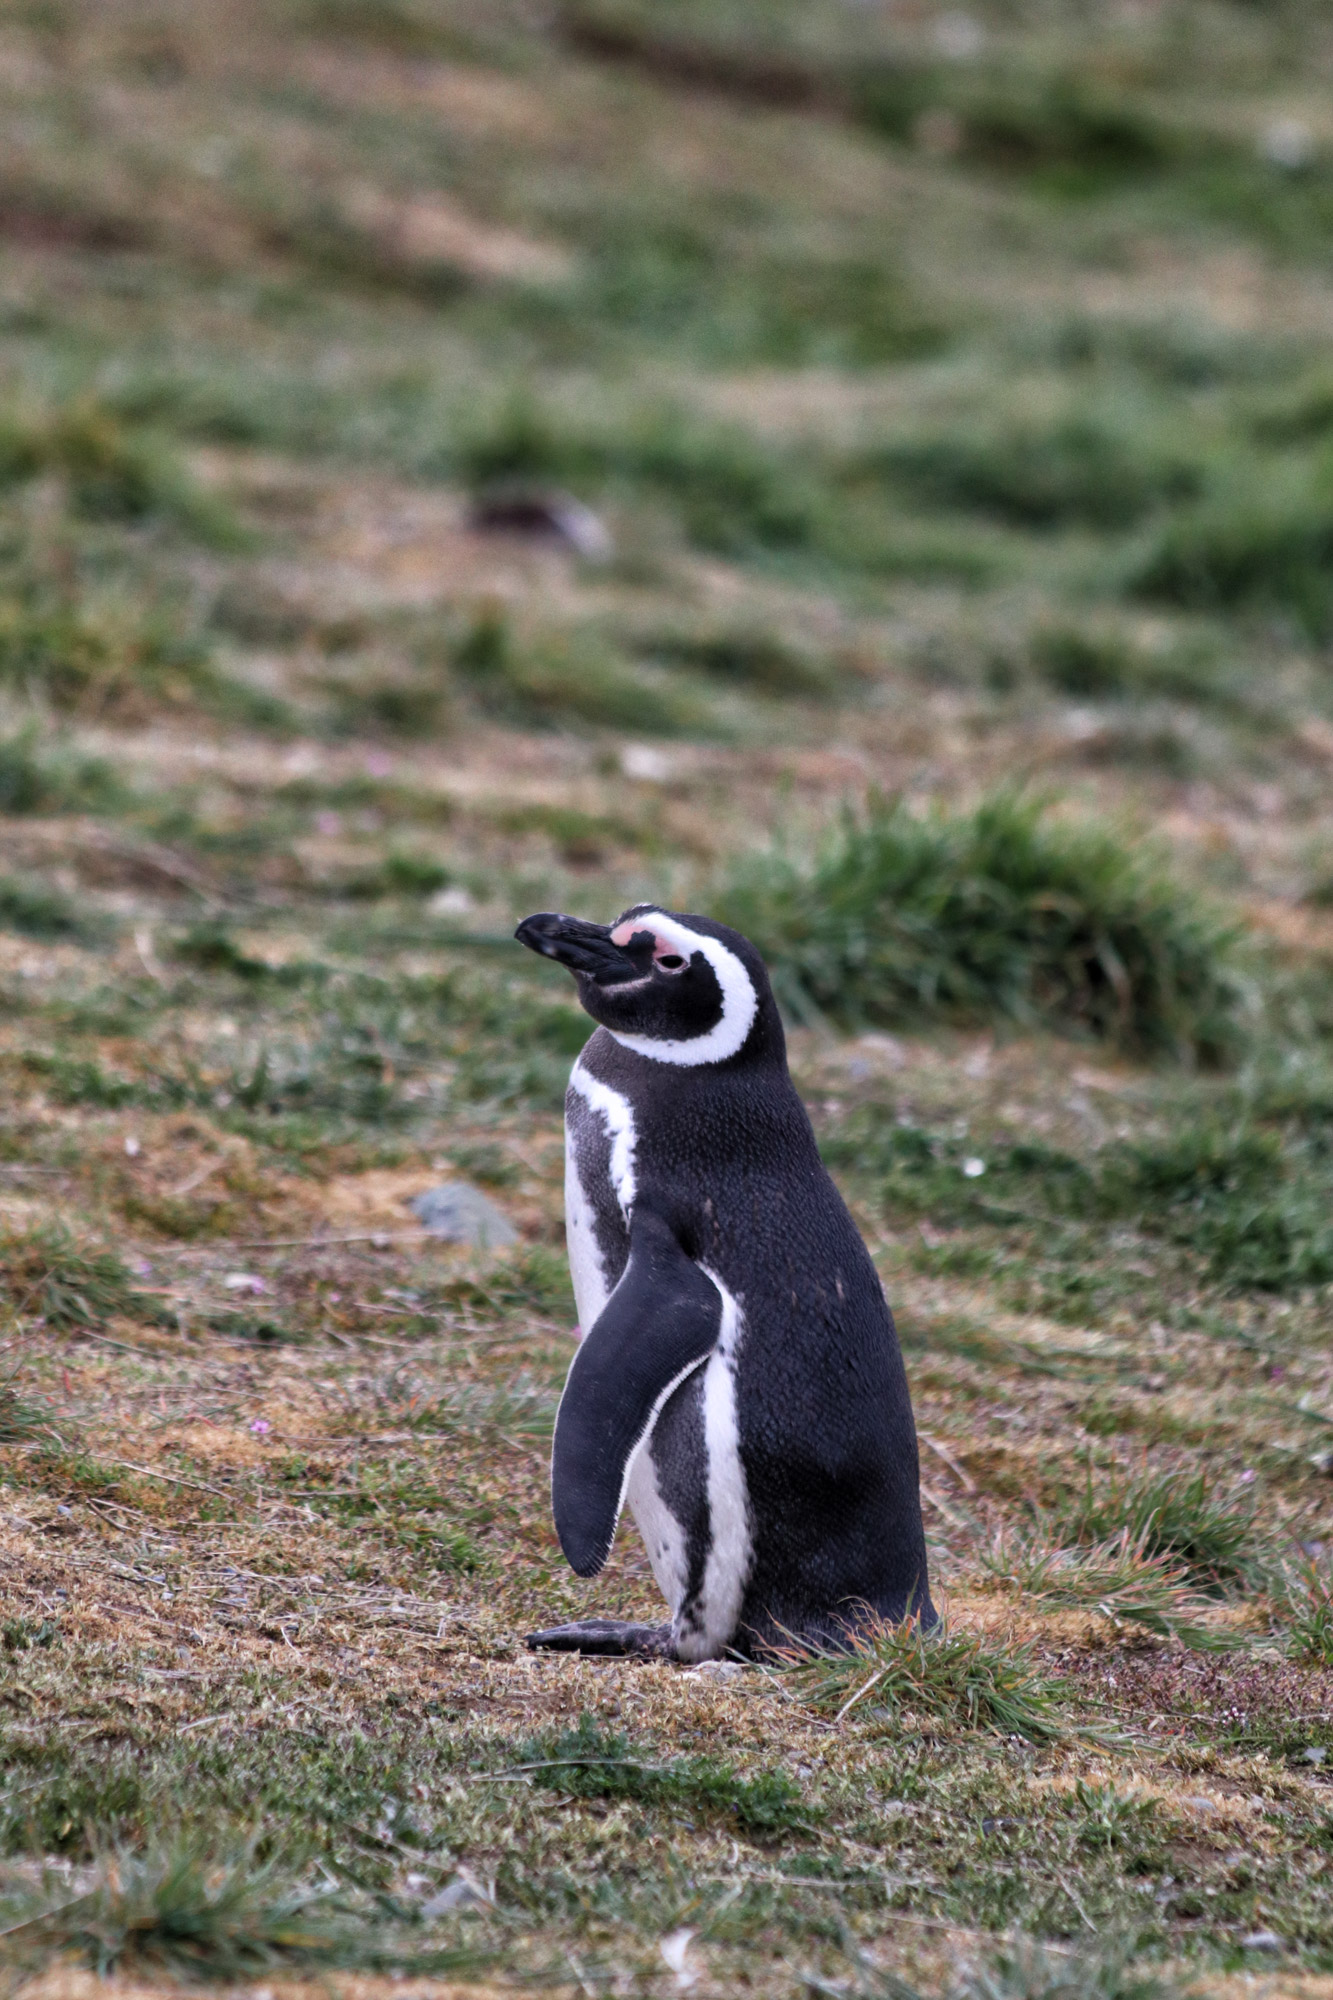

[564,1061,637,1327]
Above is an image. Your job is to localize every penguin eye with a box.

[656,953,686,971]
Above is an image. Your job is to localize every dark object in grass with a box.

[721,790,1243,1064]
[171,922,270,979]
[468,484,613,560]
[511,1713,811,1834]
[515,903,932,1660]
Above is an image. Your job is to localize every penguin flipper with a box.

[552,1203,721,1578]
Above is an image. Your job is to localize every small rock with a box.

[468,486,613,561]
[420,1869,493,1917]
[1303,1745,1328,1766]
[430,885,474,917]
[409,1182,517,1249]
[1309,1449,1333,1477]
[660,1927,697,1991]
[621,743,673,783]
[1261,118,1313,171]
[1184,1796,1218,1814]
[935,10,984,58]
[684,1660,745,1682]
[224,1272,265,1294]
[1239,1930,1283,1953]
[859,1032,905,1067]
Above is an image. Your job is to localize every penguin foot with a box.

[525,1618,673,1658]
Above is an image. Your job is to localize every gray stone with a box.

[409,1182,517,1249]
[1239,1931,1283,1953]
[420,1871,493,1917]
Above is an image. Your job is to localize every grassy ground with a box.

[7,1,1333,1993]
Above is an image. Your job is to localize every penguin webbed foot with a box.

[526,1618,674,1659]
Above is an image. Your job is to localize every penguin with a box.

[513,904,934,1660]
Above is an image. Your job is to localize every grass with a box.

[822,1102,1333,1295]
[0,1838,386,1983]
[0,724,121,815]
[0,1224,168,1332]
[513,1713,813,1834]
[868,405,1203,532]
[1130,454,1333,639]
[1057,1465,1257,1593]
[722,791,1244,1061]
[980,1525,1235,1650]
[0,397,244,544]
[0,873,87,940]
[0,1379,60,1445]
[813,1937,1179,2000]
[0,586,272,726]
[449,604,717,735]
[779,1616,1069,1744]
[955,1941,1176,2000]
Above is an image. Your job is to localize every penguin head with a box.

[514,905,780,1067]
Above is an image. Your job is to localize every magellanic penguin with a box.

[514,905,934,1661]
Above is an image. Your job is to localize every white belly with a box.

[562,1061,754,1657]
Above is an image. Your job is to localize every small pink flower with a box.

[250,1419,271,1436]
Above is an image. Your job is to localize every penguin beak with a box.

[514,912,640,982]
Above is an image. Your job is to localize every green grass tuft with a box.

[0,397,244,545]
[871,408,1200,531]
[982,1524,1235,1649]
[722,791,1243,1061]
[512,1713,812,1835]
[956,1938,1176,2000]
[0,588,276,727]
[1130,454,1333,639]
[0,1224,169,1332]
[1058,1464,1256,1592]
[1274,1555,1333,1666]
[0,1378,60,1445]
[0,872,87,940]
[0,1838,375,1982]
[451,605,715,735]
[0,725,122,816]
[780,1615,1067,1743]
